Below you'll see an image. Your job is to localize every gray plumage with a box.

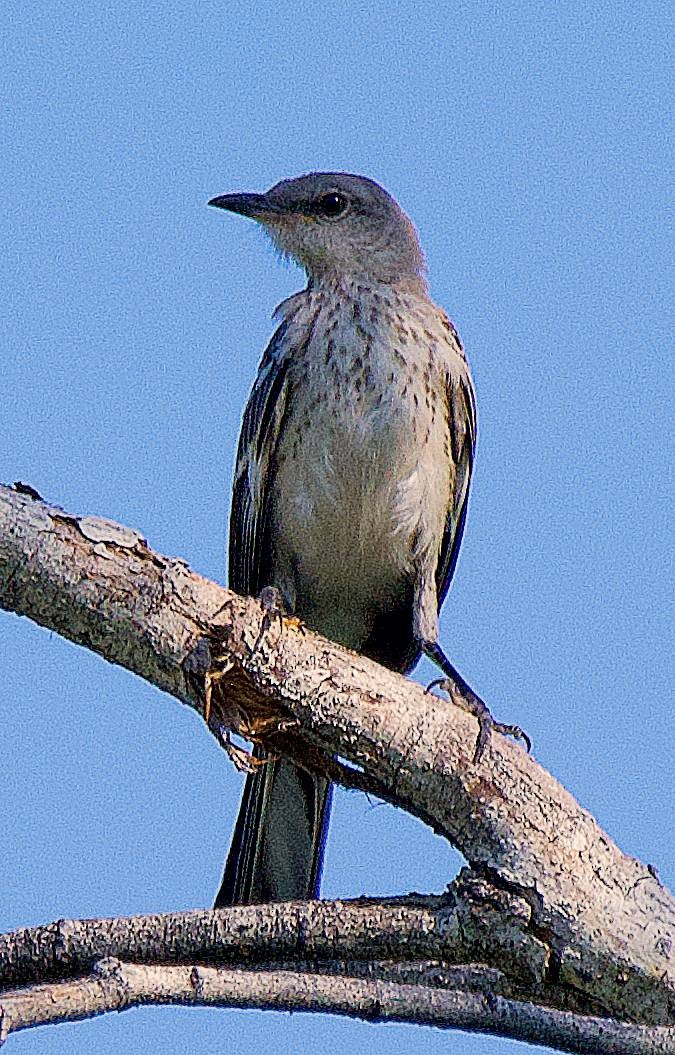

[210,173,475,907]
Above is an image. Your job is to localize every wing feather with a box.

[228,322,292,596]
[435,368,477,607]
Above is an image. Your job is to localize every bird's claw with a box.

[250,585,306,656]
[427,676,531,763]
[246,714,299,739]
[214,726,279,773]
[425,677,446,696]
[249,586,282,652]
[490,720,531,756]
[204,660,234,725]
[282,614,306,634]
[469,708,531,764]
[223,738,261,773]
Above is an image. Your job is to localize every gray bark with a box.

[2,959,673,1054]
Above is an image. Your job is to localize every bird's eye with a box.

[316,192,349,219]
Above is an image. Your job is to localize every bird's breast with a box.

[268,291,454,647]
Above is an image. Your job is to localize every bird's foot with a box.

[205,659,297,739]
[423,641,531,763]
[246,713,299,739]
[212,726,276,773]
[203,593,300,769]
[250,585,305,656]
[430,677,530,763]
[204,659,235,726]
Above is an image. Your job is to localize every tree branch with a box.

[1,483,673,1045]
[2,958,673,1054]
[0,886,547,994]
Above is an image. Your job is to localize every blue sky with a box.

[1,1,671,1052]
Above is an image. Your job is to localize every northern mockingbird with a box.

[209,172,526,907]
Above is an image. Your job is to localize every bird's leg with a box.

[204,658,234,726]
[423,641,531,763]
[250,586,301,735]
[250,585,305,657]
[204,659,262,745]
[253,585,284,649]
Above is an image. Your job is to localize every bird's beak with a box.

[208,192,281,220]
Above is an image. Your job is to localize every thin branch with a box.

[1,959,673,1055]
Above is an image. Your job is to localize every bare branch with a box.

[0,884,547,994]
[2,958,673,1054]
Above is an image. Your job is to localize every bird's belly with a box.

[270,399,447,651]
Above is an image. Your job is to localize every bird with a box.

[208,172,526,908]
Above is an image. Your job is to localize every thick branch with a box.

[1,484,673,1030]
[1,959,673,1054]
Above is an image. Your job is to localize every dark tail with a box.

[214,748,332,906]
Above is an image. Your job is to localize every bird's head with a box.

[209,172,426,289]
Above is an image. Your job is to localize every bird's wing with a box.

[228,321,292,596]
[435,362,477,608]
